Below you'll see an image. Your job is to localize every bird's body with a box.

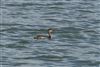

[34,28,53,39]
[34,35,49,39]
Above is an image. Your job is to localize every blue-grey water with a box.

[0,0,100,67]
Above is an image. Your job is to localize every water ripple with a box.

[1,0,100,67]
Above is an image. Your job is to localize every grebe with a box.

[34,28,53,39]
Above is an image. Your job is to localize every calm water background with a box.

[0,0,100,67]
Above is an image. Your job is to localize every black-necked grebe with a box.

[34,28,53,39]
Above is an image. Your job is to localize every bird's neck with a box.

[48,32,51,39]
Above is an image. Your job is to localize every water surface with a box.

[0,0,100,67]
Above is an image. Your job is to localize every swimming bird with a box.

[34,28,53,39]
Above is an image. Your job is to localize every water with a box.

[0,0,100,67]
